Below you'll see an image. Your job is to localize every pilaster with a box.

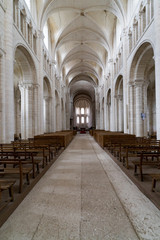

[4,0,14,142]
[135,80,144,137]
[154,0,160,139]
[0,49,5,142]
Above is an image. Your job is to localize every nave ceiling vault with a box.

[39,0,126,100]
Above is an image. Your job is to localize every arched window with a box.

[81,117,84,124]
[81,108,84,114]
[77,116,80,124]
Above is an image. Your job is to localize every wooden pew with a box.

[121,143,160,169]
[132,152,160,181]
[0,179,16,202]
[0,159,32,193]
[0,150,41,178]
[149,174,160,192]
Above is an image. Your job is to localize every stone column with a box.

[95,89,100,129]
[106,102,111,131]
[154,0,160,139]
[138,12,142,39]
[146,0,151,26]
[33,84,39,135]
[135,80,144,137]
[44,96,50,133]
[19,83,35,139]
[0,49,5,142]
[104,76,108,130]
[150,0,154,19]
[19,84,26,139]
[69,98,73,130]
[114,95,118,131]
[24,14,28,40]
[129,82,134,134]
[51,62,56,132]
[143,82,148,137]
[132,25,135,47]
[122,28,128,133]
[16,0,21,29]
[5,0,15,142]
[37,30,45,134]
[118,95,123,132]
[108,59,115,131]
[141,10,146,33]
[128,28,132,53]
[27,84,34,138]
[66,91,70,130]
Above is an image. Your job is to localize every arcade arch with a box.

[14,45,38,139]
[129,42,155,137]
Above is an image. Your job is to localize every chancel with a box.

[0,0,160,239]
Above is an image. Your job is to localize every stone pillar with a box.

[19,84,34,139]
[122,28,128,133]
[132,25,135,47]
[146,0,150,26]
[108,59,115,131]
[37,30,45,134]
[114,95,118,131]
[66,92,70,130]
[106,102,111,131]
[51,62,56,132]
[141,10,146,33]
[143,83,148,137]
[33,84,39,135]
[5,0,15,142]
[128,28,132,53]
[28,84,34,138]
[150,0,154,19]
[16,0,21,29]
[154,0,160,139]
[104,76,108,130]
[135,80,144,137]
[19,84,26,139]
[138,12,142,39]
[100,99,104,130]
[69,98,73,130]
[0,50,5,142]
[24,14,28,40]
[129,82,134,134]
[44,96,50,133]
[118,95,123,132]
[95,89,100,129]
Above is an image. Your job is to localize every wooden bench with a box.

[0,179,16,201]
[132,152,160,181]
[0,160,32,193]
[149,174,160,192]
[121,144,160,169]
[0,151,41,178]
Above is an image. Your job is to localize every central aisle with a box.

[0,134,160,239]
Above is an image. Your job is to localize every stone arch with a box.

[14,45,38,139]
[114,75,123,132]
[43,76,52,133]
[129,42,155,137]
[106,89,111,131]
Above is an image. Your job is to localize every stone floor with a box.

[0,134,160,240]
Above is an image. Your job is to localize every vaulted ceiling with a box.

[39,0,127,100]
